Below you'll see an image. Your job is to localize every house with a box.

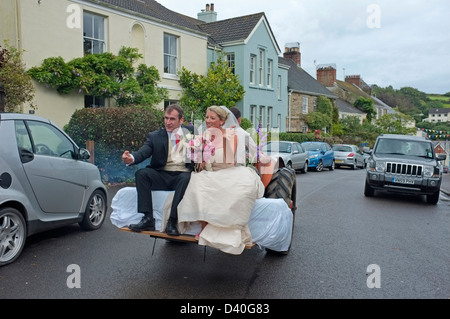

[426,108,450,123]
[278,44,337,132]
[0,0,210,127]
[316,64,398,122]
[196,7,288,131]
[335,98,366,124]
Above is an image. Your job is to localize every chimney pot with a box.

[211,3,214,11]
[206,4,210,11]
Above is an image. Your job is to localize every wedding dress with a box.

[177,133,265,255]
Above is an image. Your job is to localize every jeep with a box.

[364,134,446,204]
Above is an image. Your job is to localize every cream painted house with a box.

[0,0,209,127]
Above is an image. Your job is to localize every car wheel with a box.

[426,191,440,205]
[329,160,335,171]
[316,160,324,172]
[286,161,293,170]
[301,162,308,174]
[0,207,27,267]
[364,180,375,197]
[79,189,107,230]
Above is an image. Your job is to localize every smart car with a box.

[0,113,108,266]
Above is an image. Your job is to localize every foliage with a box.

[0,41,35,112]
[375,112,417,135]
[65,107,164,183]
[240,117,253,131]
[354,97,376,122]
[305,112,332,131]
[178,52,245,122]
[28,46,167,107]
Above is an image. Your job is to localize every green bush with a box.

[65,107,164,183]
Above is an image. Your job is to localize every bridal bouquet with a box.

[188,134,215,171]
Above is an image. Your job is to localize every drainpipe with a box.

[288,89,293,132]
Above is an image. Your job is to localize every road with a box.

[0,168,449,301]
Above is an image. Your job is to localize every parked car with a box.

[364,134,446,204]
[0,113,108,266]
[300,141,335,172]
[332,144,365,169]
[262,141,309,173]
[443,166,448,174]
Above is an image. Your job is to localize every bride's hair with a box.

[207,105,228,122]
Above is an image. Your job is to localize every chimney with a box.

[316,64,337,87]
[198,3,217,23]
[345,75,361,88]
[283,42,301,67]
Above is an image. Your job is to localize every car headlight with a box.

[423,165,434,178]
[375,160,385,172]
[309,154,319,159]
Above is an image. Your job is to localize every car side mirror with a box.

[78,148,91,160]
[437,154,447,161]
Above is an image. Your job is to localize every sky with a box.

[156,0,450,94]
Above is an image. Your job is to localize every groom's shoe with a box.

[129,216,155,232]
[165,218,179,236]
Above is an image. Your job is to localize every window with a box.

[250,105,257,127]
[267,107,273,130]
[164,100,179,109]
[302,97,309,114]
[259,50,264,86]
[164,34,178,75]
[85,96,105,108]
[277,75,282,99]
[313,98,317,111]
[83,12,106,55]
[267,59,273,88]
[226,53,235,75]
[302,126,308,133]
[259,106,265,128]
[250,55,256,84]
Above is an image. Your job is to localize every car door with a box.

[15,119,89,214]
[322,143,334,167]
[296,143,308,169]
[353,145,363,167]
[291,143,304,170]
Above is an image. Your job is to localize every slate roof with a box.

[279,57,336,99]
[88,0,207,35]
[335,98,365,114]
[429,108,450,115]
[198,12,267,45]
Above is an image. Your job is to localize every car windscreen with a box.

[263,142,291,153]
[374,139,434,158]
[302,143,321,152]
[333,145,352,152]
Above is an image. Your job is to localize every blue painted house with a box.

[198,9,288,132]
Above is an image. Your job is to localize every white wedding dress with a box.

[177,142,265,255]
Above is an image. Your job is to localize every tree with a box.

[0,41,35,112]
[28,46,167,107]
[354,97,376,122]
[178,52,245,122]
[375,112,417,135]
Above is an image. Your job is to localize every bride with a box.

[177,105,265,255]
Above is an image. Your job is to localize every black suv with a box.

[364,134,447,204]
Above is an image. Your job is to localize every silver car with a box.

[0,113,107,266]
[332,144,365,169]
[262,141,309,173]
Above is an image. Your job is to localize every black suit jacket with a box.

[132,125,194,171]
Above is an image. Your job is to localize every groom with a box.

[121,104,194,236]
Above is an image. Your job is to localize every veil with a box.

[219,105,239,129]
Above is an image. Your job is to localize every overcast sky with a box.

[156,0,450,94]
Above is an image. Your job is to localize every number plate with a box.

[335,160,343,163]
[392,177,414,185]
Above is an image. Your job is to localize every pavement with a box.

[441,172,450,196]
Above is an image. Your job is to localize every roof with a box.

[378,134,430,141]
[87,0,207,35]
[279,57,336,99]
[198,12,280,52]
[429,108,450,114]
[335,99,365,114]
